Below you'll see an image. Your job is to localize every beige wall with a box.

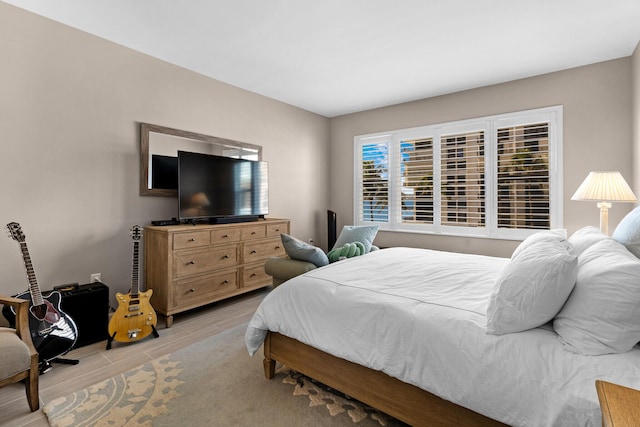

[330,58,634,257]
[2,2,637,300]
[633,42,640,195]
[0,3,330,298]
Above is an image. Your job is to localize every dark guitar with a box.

[4,222,78,372]
[107,225,158,348]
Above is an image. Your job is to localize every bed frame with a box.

[263,332,506,426]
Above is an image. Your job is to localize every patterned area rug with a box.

[282,371,400,425]
[44,323,405,426]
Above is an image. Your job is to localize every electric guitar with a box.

[107,225,158,345]
[4,222,78,371]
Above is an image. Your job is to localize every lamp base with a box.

[597,201,612,235]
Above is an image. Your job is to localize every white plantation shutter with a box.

[440,130,485,227]
[397,137,434,224]
[354,106,562,238]
[356,137,390,223]
[496,123,550,230]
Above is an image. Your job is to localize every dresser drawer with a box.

[241,224,266,240]
[174,270,238,306]
[210,227,241,244]
[243,238,285,264]
[266,222,288,237]
[242,263,271,288]
[174,245,238,278]
[173,230,210,250]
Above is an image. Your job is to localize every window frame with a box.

[353,106,563,240]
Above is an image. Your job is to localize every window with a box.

[354,106,563,239]
[440,130,485,228]
[496,122,551,230]
[358,135,390,223]
[400,137,433,223]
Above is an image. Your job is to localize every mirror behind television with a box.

[178,151,269,224]
[140,123,262,197]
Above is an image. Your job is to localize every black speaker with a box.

[327,210,337,250]
[59,282,109,348]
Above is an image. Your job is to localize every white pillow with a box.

[568,226,609,257]
[511,229,567,259]
[486,236,577,335]
[612,206,640,258]
[553,238,640,355]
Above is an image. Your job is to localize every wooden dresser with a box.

[144,218,289,327]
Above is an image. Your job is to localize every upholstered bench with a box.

[264,257,317,287]
[264,225,380,288]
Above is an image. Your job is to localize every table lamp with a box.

[571,171,637,235]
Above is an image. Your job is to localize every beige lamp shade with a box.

[572,171,637,235]
[571,171,637,202]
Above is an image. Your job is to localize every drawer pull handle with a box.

[189,288,196,293]
[189,238,196,242]
[251,231,257,235]
[188,260,196,265]
[275,245,281,249]
[250,250,257,254]
[223,254,229,259]
[223,234,229,238]
[275,228,280,232]
[250,273,257,277]
[223,280,229,284]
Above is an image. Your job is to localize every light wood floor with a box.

[1,288,268,427]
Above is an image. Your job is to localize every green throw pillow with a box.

[281,234,329,267]
[327,242,365,263]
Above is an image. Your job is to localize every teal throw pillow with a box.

[281,234,329,267]
[332,225,379,253]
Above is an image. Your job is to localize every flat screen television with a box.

[178,151,268,223]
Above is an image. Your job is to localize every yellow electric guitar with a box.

[107,225,158,348]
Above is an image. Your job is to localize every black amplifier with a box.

[58,282,109,348]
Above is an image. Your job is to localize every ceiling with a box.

[4,0,640,117]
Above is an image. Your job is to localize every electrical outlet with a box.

[90,273,101,283]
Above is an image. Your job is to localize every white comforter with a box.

[245,247,640,426]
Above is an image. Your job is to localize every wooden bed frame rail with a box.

[263,332,505,426]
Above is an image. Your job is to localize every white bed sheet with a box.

[245,247,640,426]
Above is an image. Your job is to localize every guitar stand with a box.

[106,325,160,350]
[39,357,80,375]
[106,331,116,350]
[53,357,80,366]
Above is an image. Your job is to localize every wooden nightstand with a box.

[596,380,640,426]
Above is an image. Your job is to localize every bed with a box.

[245,224,640,426]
